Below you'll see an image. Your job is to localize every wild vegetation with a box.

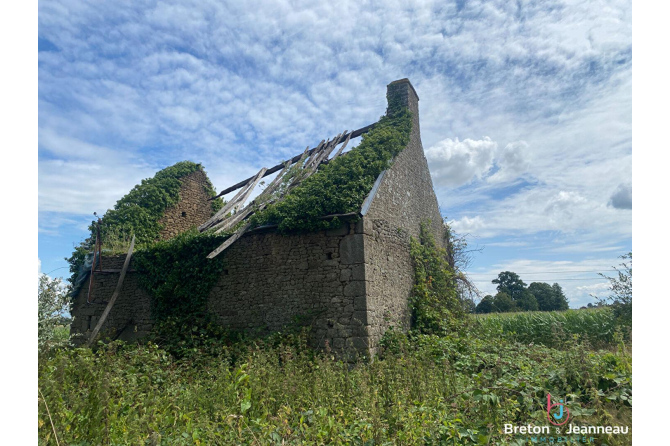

[38,312,631,445]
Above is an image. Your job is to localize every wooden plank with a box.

[199,174,258,230]
[200,167,267,231]
[309,132,343,170]
[304,140,325,170]
[210,123,376,199]
[332,131,352,159]
[232,167,268,214]
[209,157,296,234]
[207,223,252,259]
[86,235,135,347]
[214,202,267,234]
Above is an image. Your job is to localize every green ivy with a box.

[66,161,222,289]
[133,229,229,322]
[409,221,464,334]
[132,229,233,354]
[98,161,222,246]
[249,108,412,233]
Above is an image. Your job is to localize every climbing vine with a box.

[66,161,222,289]
[132,229,233,353]
[249,107,412,233]
[409,221,464,334]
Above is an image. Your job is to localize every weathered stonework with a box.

[70,255,153,346]
[70,79,446,357]
[158,170,214,240]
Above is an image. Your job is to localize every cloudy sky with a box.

[37,0,632,308]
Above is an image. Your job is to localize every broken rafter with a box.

[199,173,257,231]
[207,222,252,259]
[331,131,352,159]
[232,167,268,214]
[303,140,326,171]
[210,123,375,200]
[199,167,267,231]
[209,158,296,233]
[205,125,366,258]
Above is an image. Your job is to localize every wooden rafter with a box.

[205,127,356,258]
[209,123,375,200]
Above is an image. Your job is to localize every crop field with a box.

[38,308,631,445]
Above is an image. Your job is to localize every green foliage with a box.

[132,229,231,353]
[38,315,632,445]
[475,295,495,313]
[493,291,517,312]
[473,307,623,348]
[516,289,539,311]
[528,282,569,311]
[492,271,527,300]
[596,252,632,324]
[65,161,222,289]
[408,221,463,334]
[98,161,221,247]
[249,109,412,233]
[38,274,71,351]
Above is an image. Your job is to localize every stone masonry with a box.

[70,79,446,357]
[158,169,215,240]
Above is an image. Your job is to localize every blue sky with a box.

[37,0,632,308]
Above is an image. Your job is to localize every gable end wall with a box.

[361,79,445,354]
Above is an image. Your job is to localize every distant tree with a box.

[475,295,495,314]
[492,292,516,312]
[528,282,555,311]
[527,282,569,311]
[516,289,539,311]
[492,271,527,301]
[551,283,570,311]
[462,297,477,314]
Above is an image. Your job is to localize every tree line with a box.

[475,271,570,313]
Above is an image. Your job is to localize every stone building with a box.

[70,79,445,356]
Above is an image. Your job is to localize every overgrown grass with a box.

[38,317,631,445]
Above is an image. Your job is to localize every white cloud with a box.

[426,137,497,187]
[488,141,531,183]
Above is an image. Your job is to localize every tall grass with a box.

[472,308,622,348]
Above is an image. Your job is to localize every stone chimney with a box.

[386,78,420,135]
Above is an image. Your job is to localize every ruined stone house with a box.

[70,79,445,356]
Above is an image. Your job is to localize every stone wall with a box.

[70,255,153,346]
[360,79,446,354]
[207,220,369,357]
[158,170,214,240]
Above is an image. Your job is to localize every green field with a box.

[38,309,631,445]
